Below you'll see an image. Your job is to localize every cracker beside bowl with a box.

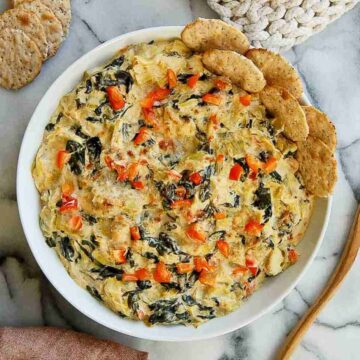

[0,28,42,89]
[14,0,72,35]
[0,0,72,89]
[17,0,64,57]
[0,7,48,59]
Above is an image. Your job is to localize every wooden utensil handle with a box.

[277,205,360,360]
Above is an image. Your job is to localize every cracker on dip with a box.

[181,18,249,54]
[303,106,337,153]
[260,86,308,142]
[17,0,64,57]
[296,135,337,197]
[0,8,48,59]
[0,28,42,89]
[246,48,303,99]
[202,49,265,93]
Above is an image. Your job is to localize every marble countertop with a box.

[0,0,359,359]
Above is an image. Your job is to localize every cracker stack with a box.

[0,0,71,89]
[182,18,338,197]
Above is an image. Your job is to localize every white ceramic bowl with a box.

[17,26,331,341]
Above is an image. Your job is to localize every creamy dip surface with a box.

[32,38,313,327]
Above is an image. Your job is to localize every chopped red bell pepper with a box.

[140,87,171,109]
[229,163,243,181]
[187,73,200,88]
[167,69,177,89]
[245,219,264,236]
[153,261,171,283]
[263,156,277,174]
[214,212,226,220]
[246,154,263,176]
[186,224,206,242]
[239,94,252,106]
[199,270,216,286]
[248,267,258,276]
[176,262,194,274]
[142,107,157,127]
[69,215,82,231]
[232,265,248,275]
[104,155,114,170]
[127,163,138,181]
[189,172,202,185]
[202,93,221,105]
[59,195,78,213]
[131,181,145,190]
[106,86,125,110]
[194,257,216,272]
[114,164,128,182]
[170,199,192,209]
[245,256,258,275]
[122,273,138,282]
[249,171,257,181]
[245,256,256,267]
[149,86,171,101]
[135,268,151,280]
[216,240,230,257]
[56,150,70,169]
[130,226,141,240]
[133,127,149,145]
[216,154,225,163]
[209,113,219,126]
[140,97,154,109]
[114,248,127,264]
[288,249,298,263]
[194,257,207,272]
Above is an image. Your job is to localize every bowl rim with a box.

[16,25,332,341]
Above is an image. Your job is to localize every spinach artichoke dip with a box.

[32,38,313,327]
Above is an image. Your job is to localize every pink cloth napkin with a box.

[0,327,148,360]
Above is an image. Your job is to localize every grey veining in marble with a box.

[0,1,360,359]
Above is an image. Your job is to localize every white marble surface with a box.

[0,0,359,359]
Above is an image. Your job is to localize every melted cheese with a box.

[32,39,313,327]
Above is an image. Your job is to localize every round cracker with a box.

[260,86,308,141]
[303,106,337,153]
[17,0,64,57]
[296,135,337,197]
[181,18,249,54]
[14,0,71,35]
[202,49,266,93]
[246,48,303,99]
[0,8,48,59]
[0,28,42,89]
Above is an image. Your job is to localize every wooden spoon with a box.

[277,205,360,360]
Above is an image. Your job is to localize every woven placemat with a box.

[207,0,359,52]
